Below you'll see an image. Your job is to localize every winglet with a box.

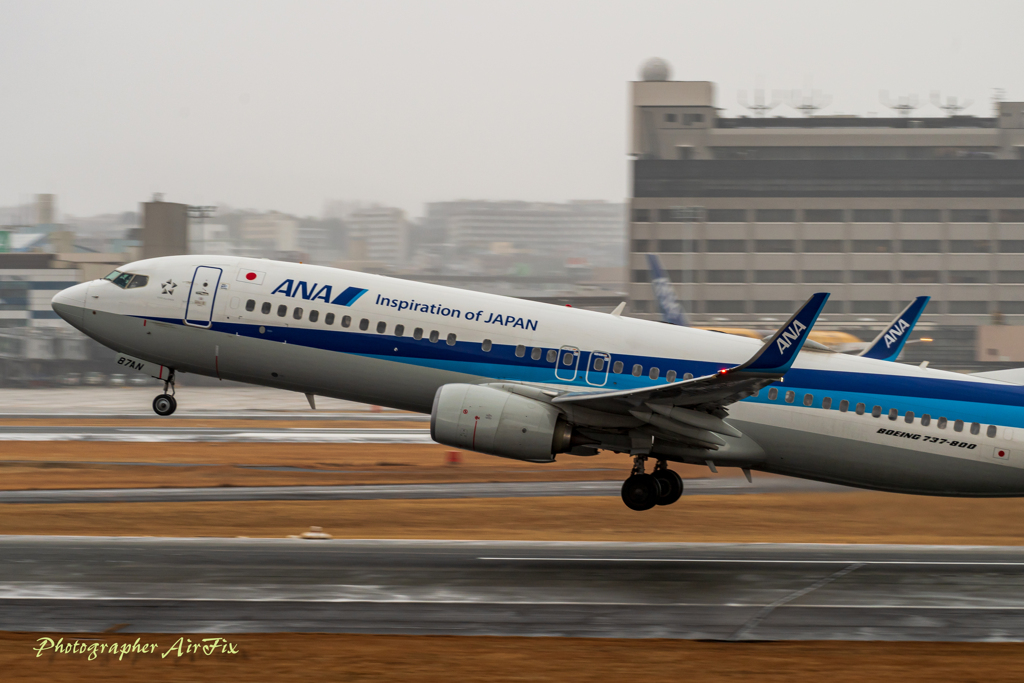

[646,253,690,326]
[859,296,929,361]
[728,292,830,376]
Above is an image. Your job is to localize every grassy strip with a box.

[5,632,1024,682]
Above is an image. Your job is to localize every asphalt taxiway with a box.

[2,537,1024,640]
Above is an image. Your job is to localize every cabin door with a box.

[585,351,611,386]
[555,346,580,381]
[184,266,223,328]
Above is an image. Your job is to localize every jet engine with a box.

[430,384,574,462]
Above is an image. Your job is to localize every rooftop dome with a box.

[640,58,671,82]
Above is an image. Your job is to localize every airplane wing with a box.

[858,296,929,361]
[551,292,830,415]
[646,253,690,326]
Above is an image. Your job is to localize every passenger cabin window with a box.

[889,408,898,421]
[803,394,813,407]
[309,310,319,323]
[293,307,303,320]
[839,399,848,412]
[666,370,677,383]
[632,364,642,377]
[613,361,624,374]
[856,403,866,415]
[649,367,659,380]
[683,373,693,380]
[395,324,405,337]
[325,313,335,325]
[970,422,980,435]
[822,397,832,410]
[447,333,457,346]
[785,391,795,403]
[359,319,369,331]
[872,406,882,418]
[429,330,439,343]
[768,388,778,401]
[482,339,492,352]
[377,321,387,334]
[954,419,964,432]
[921,414,931,426]
[126,275,149,289]
[277,305,287,317]
[531,348,542,360]
[245,300,256,312]
[342,315,352,328]
[413,327,423,340]
[262,302,271,314]
[547,349,557,363]
[938,417,948,429]
[987,425,998,438]
[905,411,914,424]
[515,345,526,357]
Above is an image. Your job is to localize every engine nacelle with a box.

[430,384,572,462]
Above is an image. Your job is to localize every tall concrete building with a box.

[426,200,625,266]
[239,212,298,257]
[627,60,1024,335]
[141,197,189,259]
[347,206,408,266]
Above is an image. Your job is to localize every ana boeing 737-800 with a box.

[51,255,1024,510]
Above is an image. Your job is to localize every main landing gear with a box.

[621,456,683,511]
[152,371,177,417]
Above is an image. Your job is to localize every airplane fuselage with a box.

[51,255,1024,498]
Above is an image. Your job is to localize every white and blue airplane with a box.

[51,255,1024,510]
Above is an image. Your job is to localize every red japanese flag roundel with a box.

[236,269,265,285]
[994,448,1011,461]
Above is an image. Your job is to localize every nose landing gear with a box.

[621,456,684,511]
[152,371,177,417]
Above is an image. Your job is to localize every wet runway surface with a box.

[2,537,1024,640]
[0,425,434,443]
[0,477,848,504]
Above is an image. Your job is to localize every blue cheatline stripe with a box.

[330,287,368,306]
[135,315,1024,428]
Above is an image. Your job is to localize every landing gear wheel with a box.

[153,393,177,416]
[653,469,683,506]
[621,473,660,511]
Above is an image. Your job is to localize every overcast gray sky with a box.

[1,0,1021,219]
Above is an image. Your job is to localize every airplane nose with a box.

[51,282,90,326]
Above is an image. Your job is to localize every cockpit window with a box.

[105,271,135,289]
[104,271,148,289]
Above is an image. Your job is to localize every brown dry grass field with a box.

[2,491,1024,544]
[0,442,660,490]
[0,418,427,429]
[5,632,1024,682]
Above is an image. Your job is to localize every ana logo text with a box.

[775,320,807,354]
[883,318,911,348]
[271,280,367,307]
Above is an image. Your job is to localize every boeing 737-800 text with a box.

[51,255,1024,510]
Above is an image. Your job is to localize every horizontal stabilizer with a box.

[859,296,929,361]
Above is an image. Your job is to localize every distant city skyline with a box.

[1,0,1021,218]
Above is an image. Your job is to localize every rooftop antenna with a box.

[880,91,920,116]
[737,88,781,117]
[786,88,832,117]
[930,91,973,116]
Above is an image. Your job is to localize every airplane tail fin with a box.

[859,296,930,361]
[646,254,690,326]
[730,292,830,376]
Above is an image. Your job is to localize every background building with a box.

[346,206,409,268]
[140,197,189,259]
[626,60,1024,365]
